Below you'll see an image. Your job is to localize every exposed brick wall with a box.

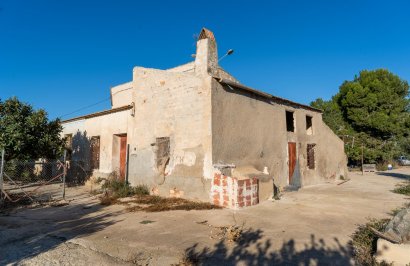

[211,174,259,209]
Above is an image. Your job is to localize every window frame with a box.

[307,143,316,170]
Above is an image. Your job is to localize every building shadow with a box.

[184,228,353,265]
[0,194,121,265]
[66,130,92,185]
[376,172,410,180]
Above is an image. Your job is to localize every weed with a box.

[351,218,390,266]
[174,251,201,266]
[388,207,403,217]
[100,194,118,206]
[392,181,410,196]
[100,178,149,204]
[140,220,155,224]
[388,202,410,216]
[133,184,151,196]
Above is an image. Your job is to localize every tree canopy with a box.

[0,97,65,160]
[311,69,410,165]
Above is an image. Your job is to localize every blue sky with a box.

[1,0,410,119]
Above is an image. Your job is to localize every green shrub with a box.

[4,161,38,182]
[376,162,388,171]
[134,184,150,196]
[102,178,149,199]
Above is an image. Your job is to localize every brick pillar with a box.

[211,174,259,209]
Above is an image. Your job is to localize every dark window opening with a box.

[156,137,170,170]
[307,144,316,169]
[90,136,100,170]
[306,116,313,135]
[286,111,295,132]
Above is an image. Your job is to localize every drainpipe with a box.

[125,144,130,184]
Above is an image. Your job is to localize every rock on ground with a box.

[384,207,410,243]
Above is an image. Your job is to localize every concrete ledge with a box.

[376,238,410,265]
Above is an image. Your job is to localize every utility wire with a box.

[59,97,111,119]
[58,87,133,119]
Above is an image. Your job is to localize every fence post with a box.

[361,144,364,176]
[62,150,67,200]
[0,149,4,202]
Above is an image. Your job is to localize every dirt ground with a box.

[1,168,409,265]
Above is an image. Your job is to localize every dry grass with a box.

[100,193,119,206]
[351,218,391,266]
[100,188,221,212]
[174,251,201,266]
[0,194,33,213]
[122,195,221,212]
[99,177,221,212]
[0,191,62,212]
[209,224,243,242]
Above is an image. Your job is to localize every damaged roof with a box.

[216,78,323,113]
[198,28,216,41]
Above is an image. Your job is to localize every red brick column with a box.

[237,177,259,208]
[211,174,259,209]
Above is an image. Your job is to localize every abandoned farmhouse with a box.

[62,28,347,208]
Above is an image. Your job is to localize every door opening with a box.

[288,142,296,184]
[119,135,127,181]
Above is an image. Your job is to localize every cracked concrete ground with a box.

[0,168,409,265]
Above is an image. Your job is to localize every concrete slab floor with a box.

[0,168,409,265]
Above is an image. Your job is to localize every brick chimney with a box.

[195,28,218,77]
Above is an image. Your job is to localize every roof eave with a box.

[216,78,323,113]
[61,104,133,124]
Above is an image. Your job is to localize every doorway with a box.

[119,134,127,181]
[288,142,296,184]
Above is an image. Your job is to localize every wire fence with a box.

[2,159,65,203]
[0,149,90,206]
